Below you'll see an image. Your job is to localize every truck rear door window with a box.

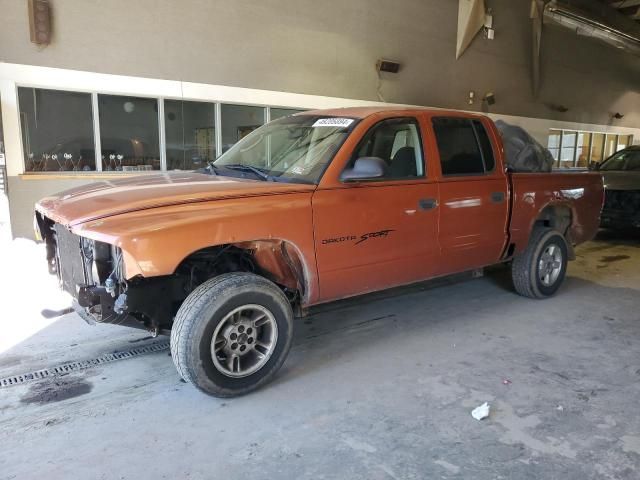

[473,120,495,172]
[432,117,491,176]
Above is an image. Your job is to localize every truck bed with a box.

[509,171,604,252]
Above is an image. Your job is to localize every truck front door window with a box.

[350,118,424,180]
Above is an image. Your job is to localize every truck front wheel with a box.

[170,273,294,397]
[511,227,569,299]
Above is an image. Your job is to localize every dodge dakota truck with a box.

[35,107,604,397]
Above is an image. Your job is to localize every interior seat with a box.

[389,146,417,178]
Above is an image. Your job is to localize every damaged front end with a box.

[36,213,180,334]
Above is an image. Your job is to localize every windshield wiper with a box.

[206,162,220,175]
[220,164,272,181]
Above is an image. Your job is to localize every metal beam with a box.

[530,0,546,97]
[456,0,486,59]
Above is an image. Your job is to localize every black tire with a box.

[170,272,294,397]
[511,227,568,299]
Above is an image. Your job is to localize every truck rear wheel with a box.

[170,272,294,397]
[511,227,568,299]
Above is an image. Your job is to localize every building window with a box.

[270,108,304,121]
[576,132,591,168]
[165,100,216,170]
[547,129,633,168]
[590,133,605,164]
[604,134,620,160]
[618,134,633,151]
[221,104,265,154]
[18,87,96,172]
[15,85,309,174]
[547,129,561,161]
[560,130,577,168]
[98,94,160,171]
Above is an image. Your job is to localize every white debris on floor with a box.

[471,402,491,421]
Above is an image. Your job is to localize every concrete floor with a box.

[1,229,639,479]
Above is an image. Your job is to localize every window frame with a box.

[546,129,634,168]
[341,116,426,184]
[14,83,308,175]
[17,86,98,173]
[432,116,494,178]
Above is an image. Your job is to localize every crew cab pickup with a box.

[35,107,604,397]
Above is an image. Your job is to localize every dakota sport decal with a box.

[322,229,395,246]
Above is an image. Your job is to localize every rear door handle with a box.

[491,192,505,203]
[419,198,438,210]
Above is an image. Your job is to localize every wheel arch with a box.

[530,202,576,259]
[172,238,313,307]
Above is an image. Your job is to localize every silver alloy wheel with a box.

[211,304,278,378]
[538,244,563,287]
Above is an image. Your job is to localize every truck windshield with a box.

[212,115,358,184]
[600,150,640,171]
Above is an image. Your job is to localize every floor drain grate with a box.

[0,340,170,388]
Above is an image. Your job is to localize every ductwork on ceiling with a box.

[543,0,640,56]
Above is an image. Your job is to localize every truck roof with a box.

[299,106,487,119]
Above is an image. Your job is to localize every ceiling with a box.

[599,0,640,24]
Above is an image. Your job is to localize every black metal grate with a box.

[604,190,640,213]
[0,341,170,388]
[54,223,86,296]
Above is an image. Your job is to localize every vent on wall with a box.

[28,0,52,46]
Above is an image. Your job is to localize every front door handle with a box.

[419,198,438,210]
[491,192,505,203]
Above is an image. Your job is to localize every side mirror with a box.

[340,156,387,182]
[588,161,600,171]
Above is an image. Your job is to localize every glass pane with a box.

[560,130,576,167]
[473,120,495,171]
[214,115,356,184]
[590,133,605,164]
[221,104,265,154]
[547,130,561,149]
[432,117,485,175]
[548,148,560,162]
[18,88,95,172]
[604,134,617,159]
[0,96,4,158]
[576,132,591,168]
[98,94,160,171]
[270,108,304,121]
[165,100,216,170]
[351,118,423,179]
[617,135,631,151]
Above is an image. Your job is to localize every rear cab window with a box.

[432,117,496,176]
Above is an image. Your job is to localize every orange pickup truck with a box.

[35,107,603,397]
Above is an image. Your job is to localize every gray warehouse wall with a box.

[0,0,638,128]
